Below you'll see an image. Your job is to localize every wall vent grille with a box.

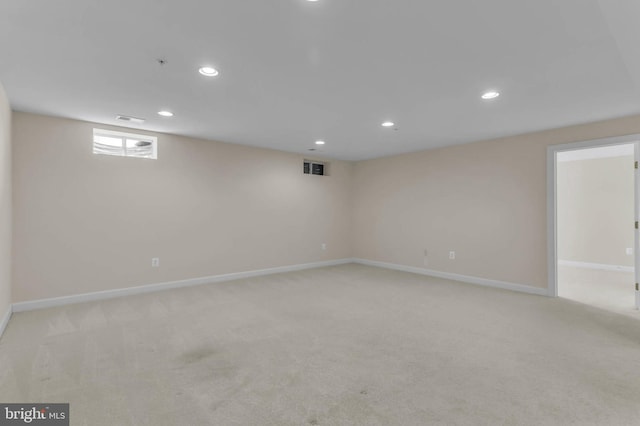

[304,160,327,176]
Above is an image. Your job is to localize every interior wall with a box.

[11,110,640,301]
[557,154,634,267]
[353,115,640,289]
[12,112,353,302]
[0,83,11,317]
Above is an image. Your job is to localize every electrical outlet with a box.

[626,248,633,255]
[152,258,160,267]
[321,243,327,250]
[423,249,429,267]
[449,251,455,260]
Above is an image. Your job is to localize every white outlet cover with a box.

[627,248,633,255]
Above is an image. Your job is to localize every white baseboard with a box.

[354,258,549,296]
[12,258,355,313]
[0,305,11,340]
[558,260,634,273]
[9,257,548,315]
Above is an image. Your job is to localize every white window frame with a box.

[93,128,158,159]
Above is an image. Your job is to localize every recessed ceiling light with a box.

[199,66,219,77]
[382,121,395,127]
[481,91,500,100]
[158,110,174,117]
[315,140,325,145]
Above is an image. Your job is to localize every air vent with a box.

[115,115,145,124]
[304,160,327,176]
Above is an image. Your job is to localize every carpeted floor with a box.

[558,265,636,317]
[1,264,639,425]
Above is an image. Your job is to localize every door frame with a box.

[546,134,640,299]
[636,141,640,310]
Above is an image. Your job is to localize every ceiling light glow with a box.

[158,110,174,117]
[382,121,395,127]
[315,140,325,145]
[481,91,500,100]
[199,66,219,77]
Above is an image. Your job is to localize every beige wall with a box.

[11,110,640,301]
[557,155,634,267]
[0,83,11,316]
[353,115,640,289]
[12,113,353,302]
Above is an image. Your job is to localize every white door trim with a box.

[547,133,640,298]
[635,142,640,309]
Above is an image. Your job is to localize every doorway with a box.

[548,136,640,315]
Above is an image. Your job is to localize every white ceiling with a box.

[2,0,640,161]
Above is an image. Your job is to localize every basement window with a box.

[303,160,327,176]
[93,128,157,159]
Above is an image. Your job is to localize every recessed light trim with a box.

[199,66,219,77]
[158,110,174,117]
[382,121,395,127]
[315,140,325,145]
[481,91,500,100]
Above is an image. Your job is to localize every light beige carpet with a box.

[558,265,636,318]
[1,264,640,425]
